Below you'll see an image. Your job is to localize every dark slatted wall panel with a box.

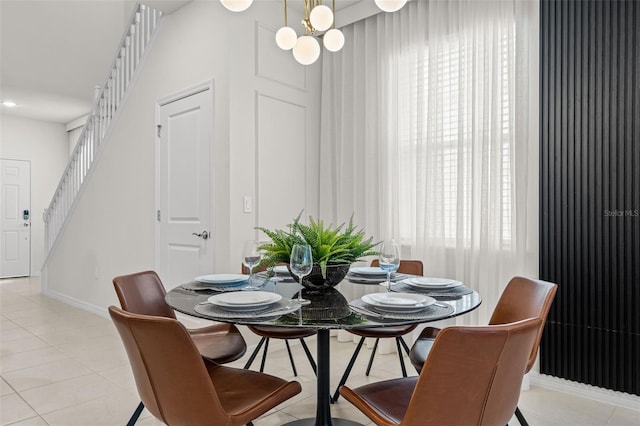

[540,0,640,395]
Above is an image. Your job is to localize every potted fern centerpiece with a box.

[257,213,379,291]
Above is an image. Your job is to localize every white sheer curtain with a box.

[320,0,539,332]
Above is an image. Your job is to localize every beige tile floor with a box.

[1,276,638,426]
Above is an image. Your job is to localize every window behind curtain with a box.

[394,22,516,249]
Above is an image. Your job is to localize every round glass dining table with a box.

[166,276,481,426]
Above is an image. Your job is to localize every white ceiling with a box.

[0,0,367,125]
[0,0,190,124]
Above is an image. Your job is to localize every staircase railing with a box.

[43,3,162,259]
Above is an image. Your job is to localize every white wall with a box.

[43,1,322,313]
[0,115,69,275]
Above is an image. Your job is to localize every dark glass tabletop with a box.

[165,277,481,330]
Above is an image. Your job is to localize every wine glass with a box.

[378,240,400,292]
[242,240,263,282]
[290,243,312,305]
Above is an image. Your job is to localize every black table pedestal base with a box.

[281,329,364,426]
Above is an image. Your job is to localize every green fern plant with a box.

[257,213,379,278]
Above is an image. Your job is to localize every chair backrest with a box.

[488,276,557,373]
[370,259,423,276]
[109,306,230,425]
[403,318,542,426]
[112,270,176,319]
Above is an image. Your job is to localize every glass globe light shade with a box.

[323,29,344,52]
[275,26,298,50]
[374,0,407,12]
[292,36,321,65]
[309,5,333,31]
[220,0,254,12]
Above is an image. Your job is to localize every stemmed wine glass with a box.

[378,240,400,292]
[242,240,263,283]
[290,243,312,305]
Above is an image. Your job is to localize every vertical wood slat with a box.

[540,0,640,396]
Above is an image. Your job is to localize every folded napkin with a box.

[387,281,474,299]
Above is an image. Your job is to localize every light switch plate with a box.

[243,195,253,213]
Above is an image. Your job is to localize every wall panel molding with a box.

[255,91,308,231]
[255,22,307,91]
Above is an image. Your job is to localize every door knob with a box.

[192,230,209,240]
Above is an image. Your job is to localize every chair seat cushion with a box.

[248,325,317,339]
[208,362,302,424]
[342,377,418,424]
[189,323,247,363]
[349,324,417,338]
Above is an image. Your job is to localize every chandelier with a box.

[219,0,408,65]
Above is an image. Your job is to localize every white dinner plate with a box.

[361,292,435,312]
[402,277,462,289]
[195,274,249,284]
[208,291,282,309]
[349,267,387,276]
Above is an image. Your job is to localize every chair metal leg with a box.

[395,337,408,377]
[514,406,529,426]
[259,338,270,372]
[398,335,411,355]
[243,337,267,370]
[365,338,380,376]
[331,337,366,402]
[299,338,317,375]
[284,339,298,376]
[127,401,144,426]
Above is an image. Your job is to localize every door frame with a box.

[154,80,215,278]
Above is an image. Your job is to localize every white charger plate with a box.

[361,292,435,312]
[195,274,249,284]
[402,277,462,289]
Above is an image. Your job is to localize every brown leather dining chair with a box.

[113,270,247,425]
[409,276,558,426]
[339,317,542,426]
[109,306,301,426]
[331,259,423,402]
[241,264,318,376]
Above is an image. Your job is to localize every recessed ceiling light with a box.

[2,100,17,108]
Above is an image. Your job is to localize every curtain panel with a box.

[320,0,539,328]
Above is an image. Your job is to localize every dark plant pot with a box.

[288,262,350,290]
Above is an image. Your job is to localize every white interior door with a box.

[156,88,213,288]
[0,159,31,278]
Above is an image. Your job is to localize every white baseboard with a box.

[44,288,109,319]
[529,372,640,412]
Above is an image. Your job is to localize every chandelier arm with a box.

[332,0,336,29]
[283,0,288,26]
[302,0,315,35]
